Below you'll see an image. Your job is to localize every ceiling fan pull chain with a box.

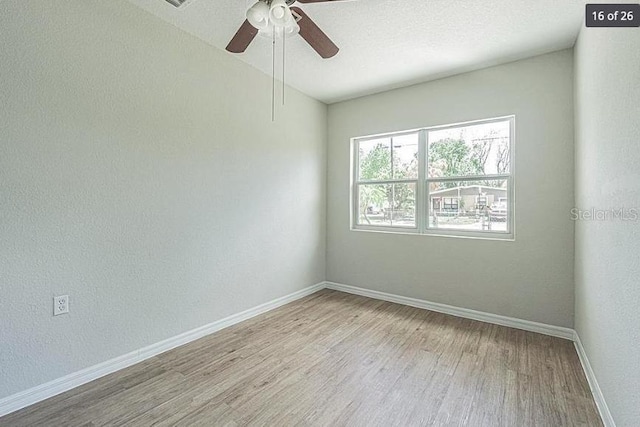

[272,29,276,122]
[282,29,286,106]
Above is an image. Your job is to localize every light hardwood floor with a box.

[1,290,602,426]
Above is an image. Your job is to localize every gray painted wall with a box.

[327,50,575,328]
[0,1,326,399]
[574,27,640,427]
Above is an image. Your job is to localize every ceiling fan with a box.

[225,0,346,59]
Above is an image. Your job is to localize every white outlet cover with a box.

[54,295,69,316]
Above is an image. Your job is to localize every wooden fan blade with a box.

[226,20,259,53]
[297,0,351,3]
[291,7,339,59]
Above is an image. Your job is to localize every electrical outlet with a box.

[54,295,69,316]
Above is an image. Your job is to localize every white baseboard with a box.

[324,281,575,340]
[1,280,614,427]
[573,333,616,427]
[0,282,325,418]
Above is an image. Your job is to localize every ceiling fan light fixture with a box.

[283,15,300,36]
[257,22,298,39]
[246,0,270,30]
[269,0,292,27]
[283,22,300,36]
[285,8,301,35]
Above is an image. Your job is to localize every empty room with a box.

[1,0,638,426]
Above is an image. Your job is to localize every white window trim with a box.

[350,116,515,241]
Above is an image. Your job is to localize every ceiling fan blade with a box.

[226,20,259,53]
[296,0,352,3]
[290,7,339,59]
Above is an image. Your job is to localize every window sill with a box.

[350,226,515,241]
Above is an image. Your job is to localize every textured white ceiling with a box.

[126,0,588,103]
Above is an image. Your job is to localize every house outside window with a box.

[352,116,514,239]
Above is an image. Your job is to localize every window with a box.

[443,198,460,212]
[352,116,514,239]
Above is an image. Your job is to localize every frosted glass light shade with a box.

[246,1,270,30]
[283,19,300,36]
[257,23,299,39]
[269,0,292,27]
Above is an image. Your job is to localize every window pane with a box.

[358,183,390,226]
[392,133,418,179]
[358,138,391,181]
[391,183,416,227]
[428,120,510,178]
[357,183,416,228]
[428,179,509,232]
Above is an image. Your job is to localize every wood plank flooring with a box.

[0,290,603,426]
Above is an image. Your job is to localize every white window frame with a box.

[351,116,515,240]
